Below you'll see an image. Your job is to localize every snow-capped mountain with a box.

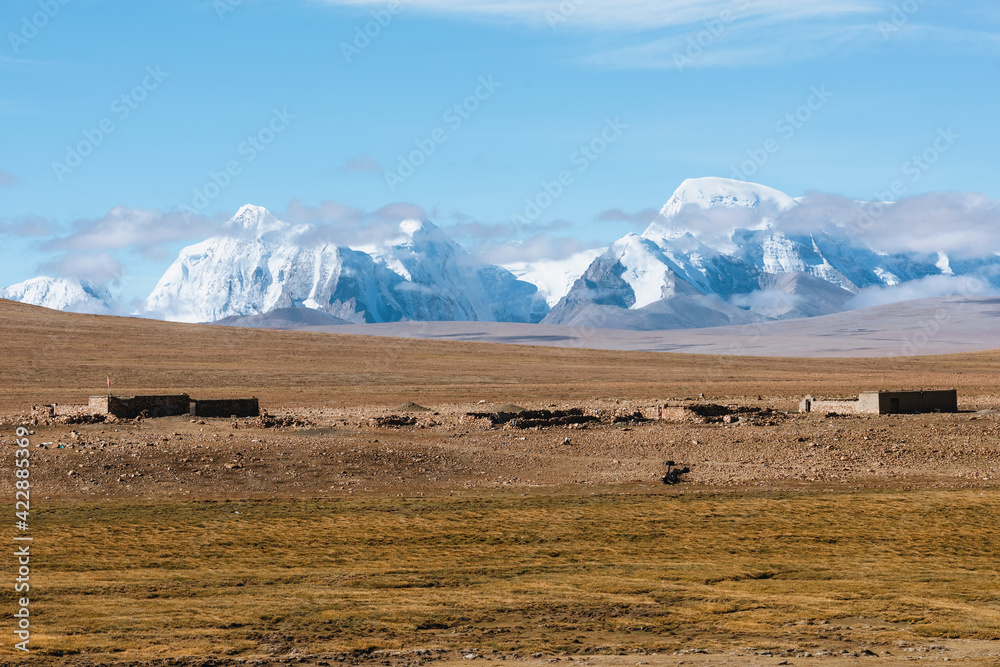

[359,219,550,323]
[144,205,404,323]
[144,205,549,324]
[13,178,994,331]
[543,233,764,330]
[2,276,116,314]
[643,176,796,242]
[544,177,999,329]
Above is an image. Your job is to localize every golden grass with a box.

[6,487,1000,662]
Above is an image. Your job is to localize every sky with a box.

[1,0,999,307]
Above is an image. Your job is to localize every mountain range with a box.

[4,177,998,330]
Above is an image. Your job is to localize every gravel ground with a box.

[4,397,999,500]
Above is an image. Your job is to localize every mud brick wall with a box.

[861,390,958,414]
[92,394,191,419]
[52,403,92,416]
[192,398,259,418]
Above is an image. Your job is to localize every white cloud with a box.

[847,274,999,310]
[780,191,1000,259]
[323,0,1000,70]
[45,207,224,258]
[477,234,591,264]
[322,0,878,30]
[0,214,56,237]
[582,19,871,69]
[283,199,431,247]
[598,208,659,224]
[38,252,124,286]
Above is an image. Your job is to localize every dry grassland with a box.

[1,299,1000,412]
[4,488,1000,665]
[2,299,1000,665]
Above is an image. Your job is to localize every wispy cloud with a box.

[0,214,55,237]
[321,0,1000,69]
[848,274,1000,310]
[44,206,225,259]
[597,208,659,224]
[582,19,877,70]
[782,191,1000,259]
[0,169,17,186]
[282,199,430,246]
[477,233,592,264]
[320,0,878,30]
[38,252,124,286]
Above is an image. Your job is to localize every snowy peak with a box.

[659,177,798,218]
[398,218,428,239]
[224,204,288,236]
[548,177,982,330]
[644,177,798,242]
[390,218,457,250]
[2,276,115,314]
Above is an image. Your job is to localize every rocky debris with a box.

[4,398,1000,499]
[61,413,109,425]
[660,403,786,425]
[27,403,109,426]
[464,408,601,429]
[368,415,419,428]
[609,409,648,425]
[241,413,313,429]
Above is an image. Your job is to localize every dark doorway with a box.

[890,397,900,413]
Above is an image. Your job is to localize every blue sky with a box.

[2,0,999,307]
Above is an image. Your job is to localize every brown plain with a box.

[2,298,1000,667]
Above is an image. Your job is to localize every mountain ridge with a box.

[5,177,998,329]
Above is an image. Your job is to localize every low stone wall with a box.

[52,403,92,416]
[660,404,739,423]
[90,394,191,419]
[192,398,259,418]
[799,396,861,414]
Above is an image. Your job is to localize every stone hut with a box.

[800,390,958,415]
